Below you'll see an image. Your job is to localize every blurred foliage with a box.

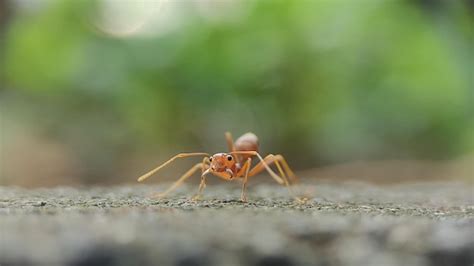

[1,0,473,182]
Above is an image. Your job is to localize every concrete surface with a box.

[0,181,473,266]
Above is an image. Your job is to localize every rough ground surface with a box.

[1,181,473,266]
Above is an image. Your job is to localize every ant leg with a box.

[237,158,252,202]
[192,176,206,201]
[230,151,284,184]
[274,154,298,183]
[150,162,207,199]
[225,132,235,152]
[137,152,209,182]
[272,157,302,202]
[272,155,307,202]
[192,157,210,200]
[247,154,288,183]
[258,154,297,184]
[247,154,302,202]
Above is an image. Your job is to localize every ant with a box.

[137,132,300,202]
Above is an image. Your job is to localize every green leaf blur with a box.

[1,0,473,183]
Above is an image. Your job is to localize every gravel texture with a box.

[0,181,473,266]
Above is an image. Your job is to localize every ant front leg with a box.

[192,157,210,201]
[238,158,252,202]
[137,152,209,182]
[150,160,208,199]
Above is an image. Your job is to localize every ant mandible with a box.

[137,132,299,202]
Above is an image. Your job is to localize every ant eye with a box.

[227,155,233,161]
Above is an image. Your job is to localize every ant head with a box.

[208,153,235,172]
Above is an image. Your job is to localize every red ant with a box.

[137,132,299,202]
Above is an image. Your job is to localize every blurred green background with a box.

[1,0,473,186]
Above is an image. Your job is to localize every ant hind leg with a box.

[247,154,303,203]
